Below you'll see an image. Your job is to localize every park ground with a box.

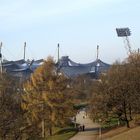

[69,110,140,140]
[103,126,140,140]
[69,110,100,140]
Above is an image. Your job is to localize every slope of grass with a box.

[108,126,140,140]
[102,118,125,129]
[47,127,77,140]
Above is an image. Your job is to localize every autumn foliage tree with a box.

[90,52,140,128]
[70,75,93,102]
[22,57,75,138]
[0,72,24,140]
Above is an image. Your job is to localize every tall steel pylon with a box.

[0,42,3,74]
[123,35,132,54]
[57,43,60,63]
[24,42,26,60]
[97,45,99,60]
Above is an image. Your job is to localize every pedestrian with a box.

[82,125,85,131]
[74,116,76,122]
[79,125,82,131]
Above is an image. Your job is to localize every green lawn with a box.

[73,102,88,110]
[47,127,77,140]
[102,118,125,129]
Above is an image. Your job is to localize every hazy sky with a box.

[0,0,140,63]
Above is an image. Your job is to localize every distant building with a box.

[1,56,110,80]
[57,56,111,79]
[2,59,44,81]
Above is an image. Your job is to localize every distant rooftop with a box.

[58,56,110,78]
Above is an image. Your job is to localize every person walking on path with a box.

[70,110,100,140]
[82,125,85,131]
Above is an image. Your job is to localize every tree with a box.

[22,57,75,138]
[127,52,140,113]
[90,75,111,123]
[90,52,140,128]
[0,72,24,140]
[71,75,93,103]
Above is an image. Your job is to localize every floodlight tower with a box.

[116,27,132,54]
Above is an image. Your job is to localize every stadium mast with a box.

[0,42,2,74]
[24,42,26,60]
[97,45,99,60]
[57,43,60,63]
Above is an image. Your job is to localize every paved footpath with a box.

[69,110,101,140]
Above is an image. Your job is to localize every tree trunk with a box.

[126,118,130,128]
[129,103,133,120]
[41,119,45,138]
[49,127,52,136]
[123,101,130,128]
[14,134,20,140]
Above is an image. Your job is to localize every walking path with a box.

[70,110,140,140]
[69,110,101,140]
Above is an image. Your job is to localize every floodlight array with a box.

[116,28,131,37]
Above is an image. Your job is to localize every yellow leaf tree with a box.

[22,57,75,138]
